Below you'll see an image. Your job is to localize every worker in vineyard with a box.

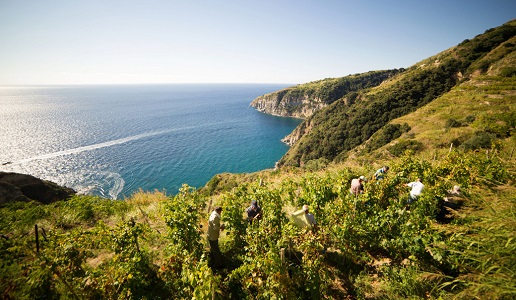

[406,178,424,204]
[303,205,317,229]
[207,206,225,268]
[373,166,389,181]
[350,175,366,196]
[246,200,262,224]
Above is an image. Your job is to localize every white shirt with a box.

[207,211,221,241]
[408,181,424,198]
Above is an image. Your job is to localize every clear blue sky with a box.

[0,0,514,85]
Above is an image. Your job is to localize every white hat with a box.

[359,175,366,181]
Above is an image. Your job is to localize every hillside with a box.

[1,21,515,300]
[273,20,516,167]
[1,144,514,299]
[250,69,403,119]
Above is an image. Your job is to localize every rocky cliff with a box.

[250,70,403,120]
[0,172,76,205]
[250,89,327,119]
[280,119,312,146]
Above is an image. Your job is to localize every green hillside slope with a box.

[278,20,516,167]
[1,145,514,299]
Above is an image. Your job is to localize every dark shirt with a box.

[247,205,262,223]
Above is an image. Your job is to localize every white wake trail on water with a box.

[12,131,168,164]
[3,122,235,199]
[9,123,224,165]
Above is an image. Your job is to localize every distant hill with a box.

[252,20,516,168]
[250,69,403,119]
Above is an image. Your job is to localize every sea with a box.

[0,84,301,199]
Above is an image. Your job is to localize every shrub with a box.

[162,184,205,257]
[464,115,476,124]
[460,132,495,151]
[388,139,424,156]
[365,123,412,153]
[499,67,516,77]
[303,157,330,171]
[445,118,462,129]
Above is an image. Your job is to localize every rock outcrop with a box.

[250,89,327,119]
[0,172,76,205]
[281,119,314,146]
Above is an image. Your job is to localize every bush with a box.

[303,157,330,171]
[499,67,516,77]
[388,140,424,156]
[475,111,516,138]
[460,132,495,150]
[464,115,476,124]
[365,123,412,153]
[445,118,462,129]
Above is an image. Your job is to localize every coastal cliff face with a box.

[281,119,313,146]
[249,88,327,145]
[250,90,327,119]
[250,70,405,147]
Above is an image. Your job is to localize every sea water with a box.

[0,84,301,199]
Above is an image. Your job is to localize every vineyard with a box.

[1,146,515,299]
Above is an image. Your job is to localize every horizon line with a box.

[0,82,299,88]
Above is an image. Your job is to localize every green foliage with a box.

[219,186,249,257]
[464,114,476,124]
[303,157,330,171]
[445,118,462,129]
[378,265,441,299]
[266,69,404,113]
[460,24,516,75]
[201,174,241,196]
[0,201,48,232]
[281,57,462,166]
[473,110,516,138]
[204,174,221,195]
[311,70,404,105]
[365,123,411,152]
[1,20,515,300]
[53,195,126,227]
[499,67,516,77]
[280,20,516,167]
[162,184,205,257]
[388,139,424,157]
[1,148,515,299]
[460,132,497,151]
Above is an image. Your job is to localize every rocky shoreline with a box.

[0,172,76,205]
